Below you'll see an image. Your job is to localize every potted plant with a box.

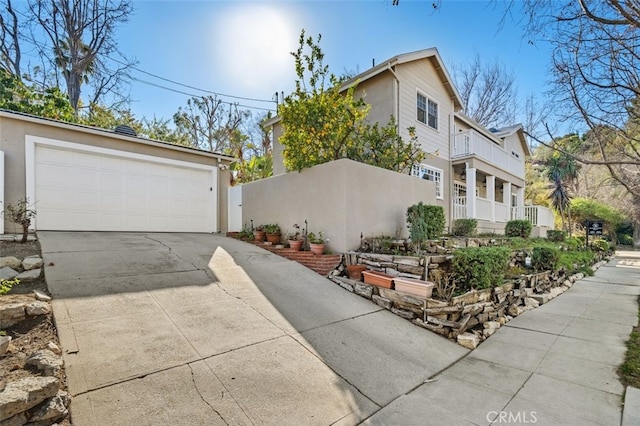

[287,224,303,251]
[264,224,281,244]
[346,264,367,280]
[253,225,265,242]
[307,231,326,255]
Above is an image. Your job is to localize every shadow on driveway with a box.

[39,231,467,426]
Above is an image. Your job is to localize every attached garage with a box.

[1,110,233,234]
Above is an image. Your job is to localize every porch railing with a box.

[453,130,524,177]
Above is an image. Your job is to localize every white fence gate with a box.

[227,185,243,232]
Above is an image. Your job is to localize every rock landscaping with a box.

[330,250,611,349]
[1,250,70,426]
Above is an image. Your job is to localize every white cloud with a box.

[214,5,298,96]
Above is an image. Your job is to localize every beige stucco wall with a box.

[0,113,232,233]
[240,158,442,253]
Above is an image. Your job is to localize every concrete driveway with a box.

[39,232,467,425]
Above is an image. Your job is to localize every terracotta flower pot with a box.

[309,243,325,255]
[288,240,303,251]
[253,230,265,242]
[362,270,395,289]
[266,233,281,244]
[346,264,367,281]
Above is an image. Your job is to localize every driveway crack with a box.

[188,363,229,425]
[144,234,200,270]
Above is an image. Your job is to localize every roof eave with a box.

[0,109,236,162]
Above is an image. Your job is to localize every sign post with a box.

[586,220,604,246]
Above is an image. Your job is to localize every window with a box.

[417,93,438,130]
[412,164,443,199]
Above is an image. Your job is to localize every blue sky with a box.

[117,0,552,122]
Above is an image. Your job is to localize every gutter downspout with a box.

[387,63,400,134]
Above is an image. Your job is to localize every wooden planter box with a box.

[393,277,435,298]
[362,270,395,289]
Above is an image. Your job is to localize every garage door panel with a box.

[72,151,101,169]
[101,174,124,193]
[38,146,70,165]
[34,145,214,232]
[100,156,125,172]
[72,190,100,209]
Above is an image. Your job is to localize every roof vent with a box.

[489,127,498,133]
[114,124,137,137]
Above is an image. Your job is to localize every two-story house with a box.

[266,47,553,235]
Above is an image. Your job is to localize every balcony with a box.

[453,130,524,177]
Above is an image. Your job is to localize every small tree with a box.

[5,198,36,243]
[278,30,425,173]
[406,202,445,252]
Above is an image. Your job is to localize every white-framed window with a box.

[417,92,438,130]
[411,163,443,199]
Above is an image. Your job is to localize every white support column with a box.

[503,182,513,219]
[487,175,496,222]
[516,187,525,212]
[466,167,477,219]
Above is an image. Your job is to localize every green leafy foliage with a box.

[348,117,425,173]
[0,69,75,121]
[0,278,20,295]
[591,239,611,252]
[547,230,566,242]
[278,31,424,173]
[406,203,445,249]
[263,224,281,234]
[452,247,510,291]
[531,246,560,272]
[505,220,533,238]
[451,218,478,237]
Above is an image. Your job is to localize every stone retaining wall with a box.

[330,251,611,349]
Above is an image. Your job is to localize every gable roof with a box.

[491,123,531,156]
[264,47,464,127]
[341,47,464,110]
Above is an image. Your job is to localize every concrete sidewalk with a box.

[365,250,640,425]
[39,232,468,425]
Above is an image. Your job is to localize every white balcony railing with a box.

[453,130,524,177]
[511,206,555,228]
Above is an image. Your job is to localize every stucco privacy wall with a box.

[241,158,441,253]
[0,112,232,233]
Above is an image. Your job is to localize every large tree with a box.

[451,54,518,129]
[0,0,136,115]
[173,95,249,153]
[500,1,640,217]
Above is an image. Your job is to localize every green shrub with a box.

[406,202,445,246]
[564,237,585,251]
[531,246,560,272]
[505,220,533,238]
[451,218,477,237]
[452,246,510,291]
[558,251,596,273]
[0,278,20,295]
[578,265,595,276]
[619,234,634,246]
[547,230,566,242]
[591,239,610,252]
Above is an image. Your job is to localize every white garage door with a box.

[31,141,216,232]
